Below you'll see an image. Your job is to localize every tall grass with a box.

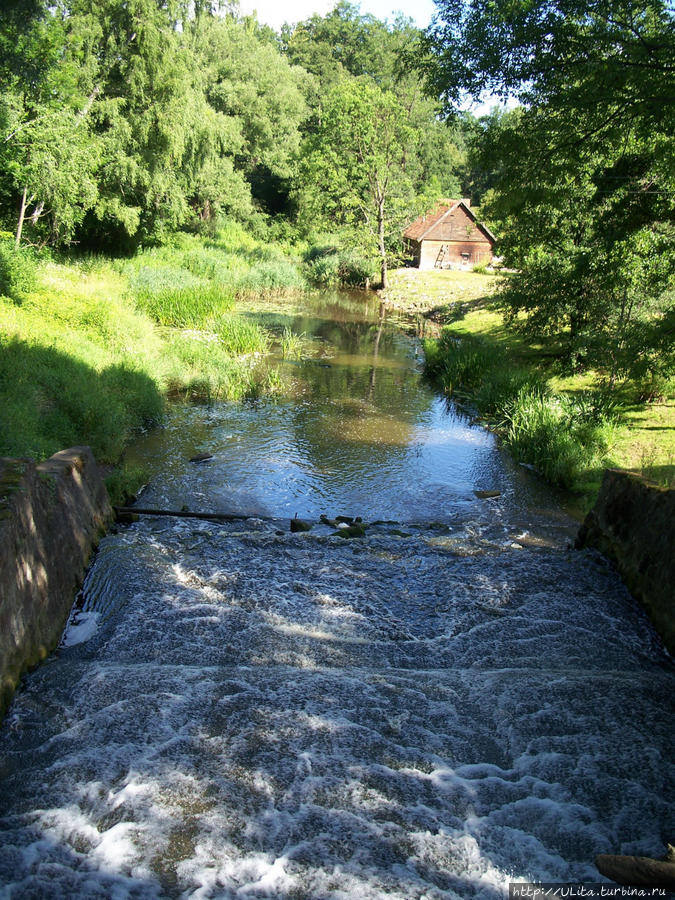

[130,264,235,328]
[279,326,306,359]
[124,230,308,322]
[499,388,618,489]
[424,331,619,490]
[0,238,284,468]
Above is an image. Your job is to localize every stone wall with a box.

[576,469,675,655]
[0,447,113,719]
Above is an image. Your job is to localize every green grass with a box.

[380,267,500,315]
[0,226,300,480]
[123,230,308,325]
[395,268,674,500]
[424,330,619,492]
[277,327,300,360]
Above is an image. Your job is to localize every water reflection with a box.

[127,293,536,527]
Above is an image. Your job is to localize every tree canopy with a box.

[424,0,675,387]
[0,0,468,257]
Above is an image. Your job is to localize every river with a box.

[0,292,672,899]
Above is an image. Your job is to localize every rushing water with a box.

[0,293,673,899]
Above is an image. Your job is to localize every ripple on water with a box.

[0,520,672,899]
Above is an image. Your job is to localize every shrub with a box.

[304,242,374,288]
[305,247,341,286]
[338,250,374,287]
[0,236,38,301]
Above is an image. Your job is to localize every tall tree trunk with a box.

[15,186,33,247]
[377,195,387,290]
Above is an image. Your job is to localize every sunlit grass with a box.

[381,267,500,312]
[0,232,291,471]
[279,326,306,359]
[409,266,674,499]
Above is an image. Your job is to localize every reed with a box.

[424,331,619,491]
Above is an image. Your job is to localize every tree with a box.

[423,0,675,385]
[192,13,309,216]
[300,79,420,288]
[0,1,103,245]
[0,0,310,247]
[282,1,415,91]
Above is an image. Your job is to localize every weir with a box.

[0,292,672,898]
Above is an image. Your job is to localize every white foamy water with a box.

[1,517,672,899]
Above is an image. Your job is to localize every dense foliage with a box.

[425,0,675,392]
[0,0,467,274]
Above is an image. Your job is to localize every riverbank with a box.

[0,224,312,502]
[381,268,675,502]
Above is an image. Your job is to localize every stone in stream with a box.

[290,515,312,533]
[334,522,367,538]
[189,453,213,463]
[595,848,675,889]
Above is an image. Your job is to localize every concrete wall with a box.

[0,447,113,719]
[576,469,675,655]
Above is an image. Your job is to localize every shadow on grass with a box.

[424,294,494,324]
[0,337,164,464]
[633,464,675,488]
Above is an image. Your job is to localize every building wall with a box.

[419,240,493,270]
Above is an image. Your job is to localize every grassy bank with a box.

[383,269,674,501]
[0,224,310,499]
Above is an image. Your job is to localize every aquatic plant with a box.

[280,326,306,359]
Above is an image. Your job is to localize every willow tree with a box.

[301,79,419,289]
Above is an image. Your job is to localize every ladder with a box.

[434,245,448,268]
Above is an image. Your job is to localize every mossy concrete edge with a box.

[576,468,675,655]
[0,447,113,722]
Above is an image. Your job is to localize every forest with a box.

[0,0,673,493]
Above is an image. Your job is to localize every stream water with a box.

[0,293,673,899]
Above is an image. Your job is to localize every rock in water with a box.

[334,523,367,538]
[189,453,213,463]
[595,852,675,889]
[290,516,312,533]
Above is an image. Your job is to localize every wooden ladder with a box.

[434,245,447,268]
